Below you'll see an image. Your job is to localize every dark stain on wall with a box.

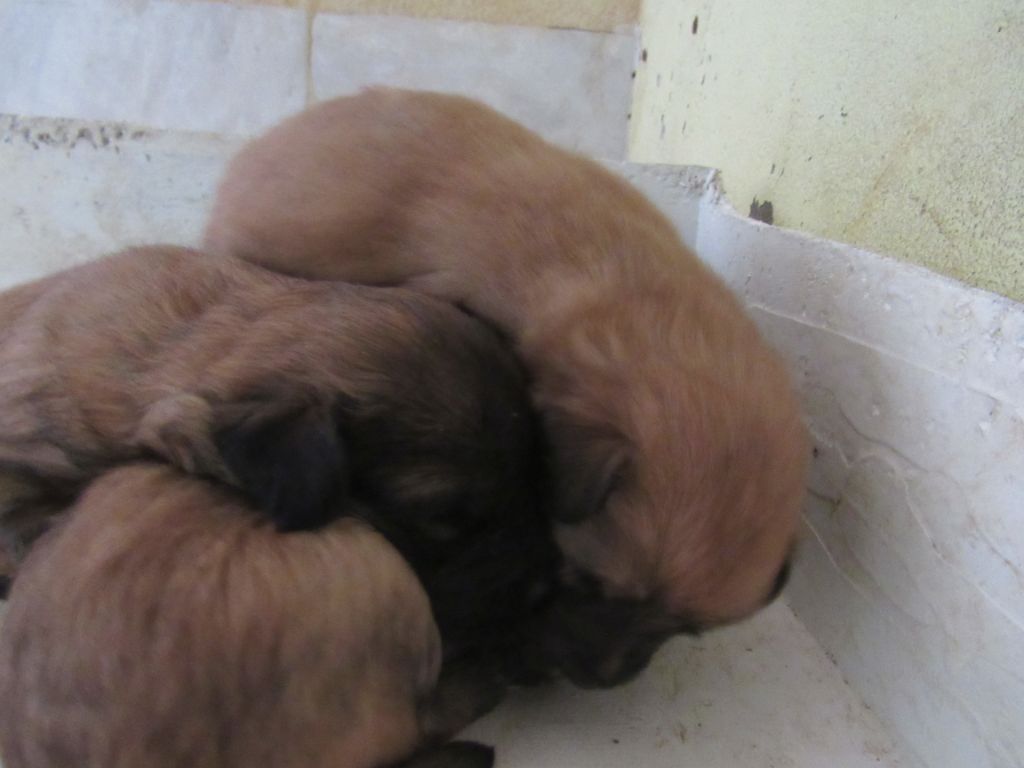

[749,197,775,225]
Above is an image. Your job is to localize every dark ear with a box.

[212,398,349,532]
[390,743,495,768]
[547,420,629,523]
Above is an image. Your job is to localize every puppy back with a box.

[0,464,439,768]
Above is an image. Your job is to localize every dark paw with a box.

[394,742,495,768]
[213,399,349,532]
[419,658,509,741]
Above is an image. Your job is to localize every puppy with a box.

[0,245,555,676]
[204,88,810,687]
[0,463,498,768]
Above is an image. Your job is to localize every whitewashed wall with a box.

[625,164,1024,768]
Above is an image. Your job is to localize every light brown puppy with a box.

[0,464,496,768]
[0,246,555,679]
[204,88,810,687]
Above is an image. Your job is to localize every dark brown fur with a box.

[0,246,555,677]
[204,88,810,687]
[0,464,497,768]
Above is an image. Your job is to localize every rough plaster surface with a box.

[619,164,1023,768]
[312,13,635,158]
[630,0,1024,303]
[0,115,231,290]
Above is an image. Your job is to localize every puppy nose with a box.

[560,647,650,689]
[593,654,647,688]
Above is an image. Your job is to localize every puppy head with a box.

[531,295,808,687]
[208,292,557,668]
[337,299,558,666]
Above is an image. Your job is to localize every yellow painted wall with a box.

[630,0,1024,302]
[211,0,639,32]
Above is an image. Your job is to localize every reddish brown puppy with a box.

[0,464,496,768]
[205,88,810,687]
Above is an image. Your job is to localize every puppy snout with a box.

[539,589,666,689]
[559,640,657,689]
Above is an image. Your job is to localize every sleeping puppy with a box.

[0,245,555,676]
[203,87,810,688]
[0,463,498,768]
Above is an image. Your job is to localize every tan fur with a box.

[203,88,810,635]
[0,463,441,768]
[0,244,542,599]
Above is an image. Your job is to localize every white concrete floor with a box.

[468,602,905,767]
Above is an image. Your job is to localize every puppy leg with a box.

[0,476,67,592]
[135,394,226,478]
[418,658,508,743]
[389,743,495,768]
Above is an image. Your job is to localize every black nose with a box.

[562,659,648,690]
[559,643,656,690]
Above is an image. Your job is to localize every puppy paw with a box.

[418,658,509,741]
[135,394,223,477]
[392,742,495,768]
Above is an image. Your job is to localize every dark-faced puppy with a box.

[0,464,497,768]
[0,245,555,676]
[203,88,809,687]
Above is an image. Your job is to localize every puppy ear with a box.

[392,743,495,768]
[211,397,350,532]
[548,422,629,523]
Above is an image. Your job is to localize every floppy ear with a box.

[211,397,350,532]
[547,421,629,524]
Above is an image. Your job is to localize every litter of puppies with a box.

[0,89,808,767]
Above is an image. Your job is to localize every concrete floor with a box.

[467,602,905,767]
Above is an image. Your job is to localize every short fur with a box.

[0,246,555,676]
[204,88,810,687]
[0,464,498,768]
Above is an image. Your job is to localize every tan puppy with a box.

[204,88,810,687]
[0,464,496,768]
[0,245,554,678]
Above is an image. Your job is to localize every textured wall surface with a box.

[625,166,1023,768]
[630,0,1024,303]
